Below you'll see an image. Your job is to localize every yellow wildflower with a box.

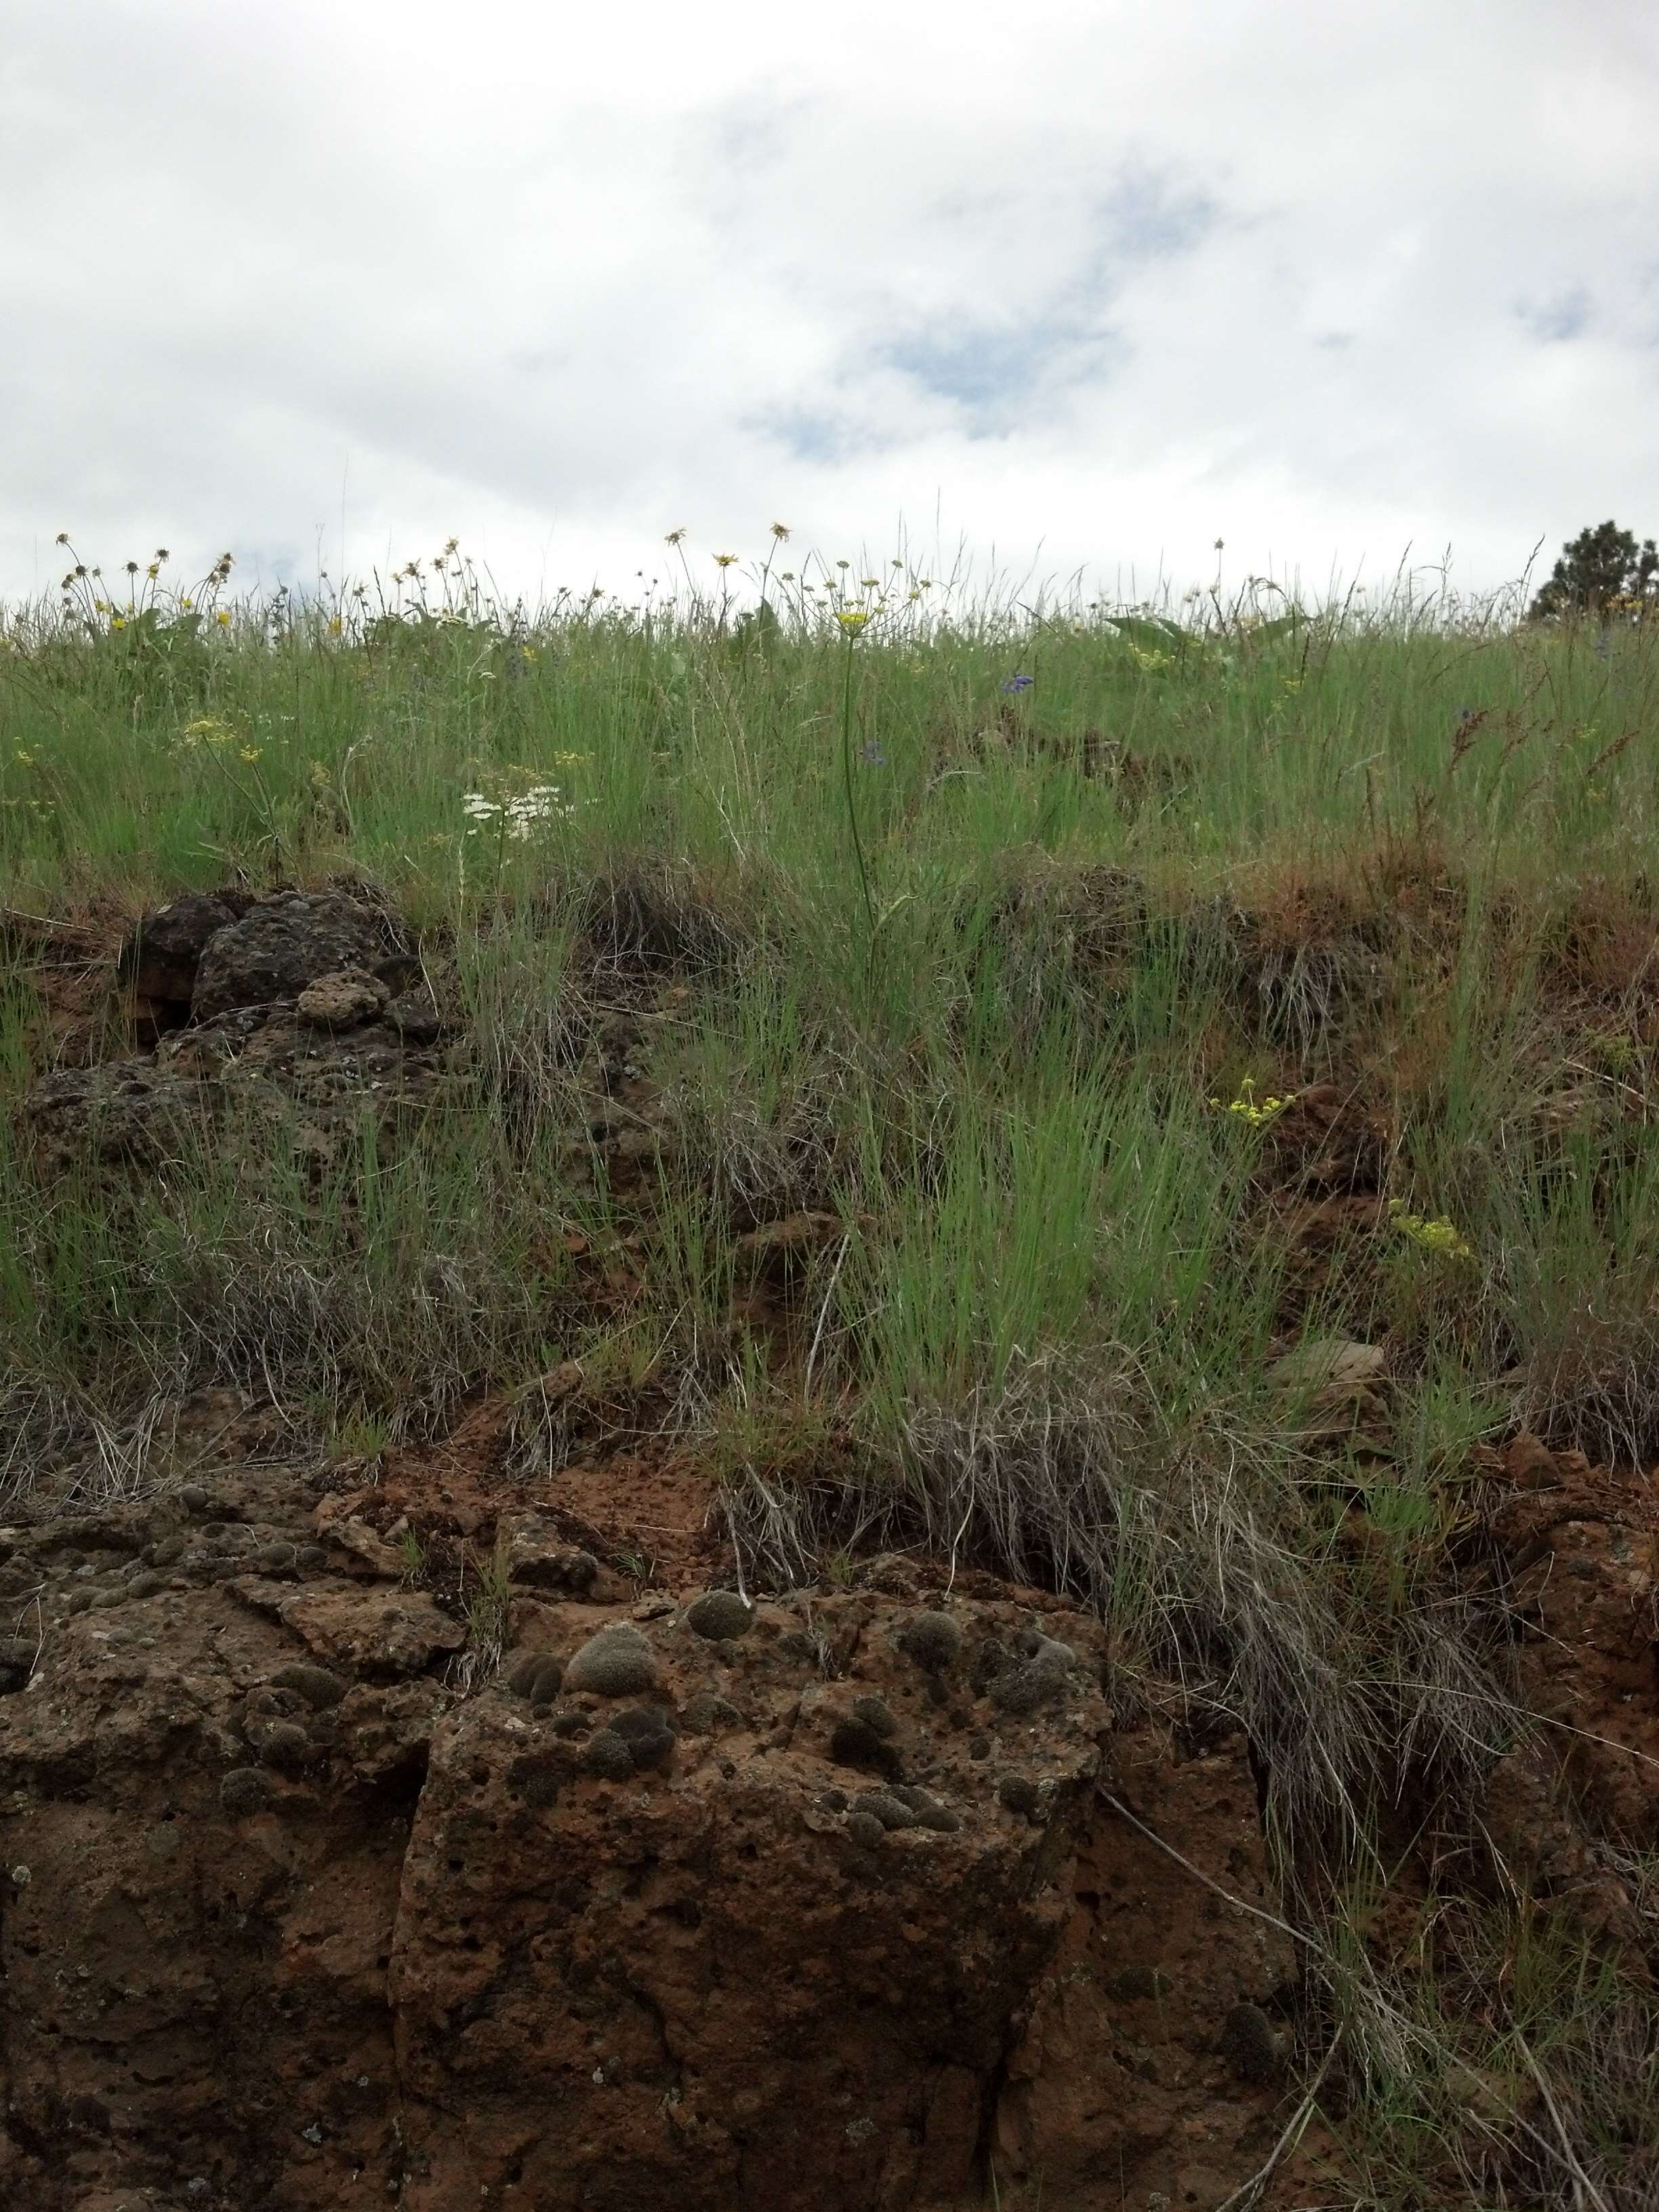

[1209,1078,1296,1130]
[1385,1200,1475,1263]
[216,610,232,628]
[836,609,869,634]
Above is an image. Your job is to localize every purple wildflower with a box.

[1000,673,1034,693]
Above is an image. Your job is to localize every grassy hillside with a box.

[5,541,1659,2203]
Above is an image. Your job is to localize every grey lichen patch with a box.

[684,1590,755,1643]
[507,1652,567,1706]
[563,1626,660,1698]
[680,1692,740,1738]
[583,1729,637,1781]
[895,1611,962,1674]
[268,1662,347,1710]
[220,1767,276,1816]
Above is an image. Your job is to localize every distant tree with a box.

[1528,519,1658,623]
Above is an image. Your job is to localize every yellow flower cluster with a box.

[1386,1200,1475,1263]
[1209,1078,1296,1130]
[176,717,260,763]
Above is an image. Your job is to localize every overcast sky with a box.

[3,0,1656,615]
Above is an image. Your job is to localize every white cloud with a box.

[3,0,1656,610]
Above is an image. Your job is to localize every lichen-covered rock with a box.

[24,1060,216,1170]
[501,1516,600,1595]
[119,888,250,1006]
[384,987,444,1044]
[191,888,411,1022]
[294,966,390,1029]
[25,997,445,1178]
[276,1584,466,1678]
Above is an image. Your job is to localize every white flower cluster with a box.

[462,784,575,840]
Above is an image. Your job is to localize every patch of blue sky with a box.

[1517,287,1592,342]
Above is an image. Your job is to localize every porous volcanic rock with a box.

[25,999,447,1174]
[190,888,414,1023]
[294,966,391,1030]
[1475,1433,1659,1943]
[0,1481,1299,2212]
[119,888,253,1008]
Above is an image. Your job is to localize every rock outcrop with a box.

[0,1462,1296,2211]
[28,887,446,1174]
